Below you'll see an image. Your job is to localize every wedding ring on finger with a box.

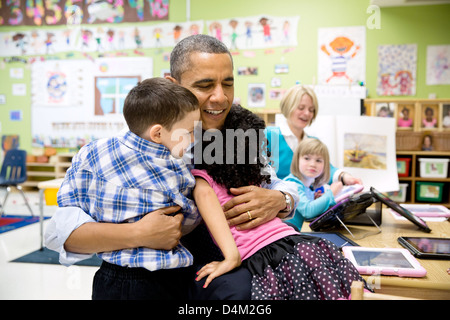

[247,211,253,220]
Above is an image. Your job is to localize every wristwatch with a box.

[279,191,293,212]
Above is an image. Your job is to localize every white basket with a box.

[418,158,449,178]
[386,183,408,203]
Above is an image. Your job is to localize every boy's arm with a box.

[193,177,241,288]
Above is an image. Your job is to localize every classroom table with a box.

[37,178,64,250]
[302,207,450,300]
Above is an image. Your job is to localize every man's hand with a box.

[134,206,183,250]
[222,186,286,230]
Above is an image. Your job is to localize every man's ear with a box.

[148,124,163,143]
[165,75,178,84]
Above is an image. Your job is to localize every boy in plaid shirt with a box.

[57,77,201,299]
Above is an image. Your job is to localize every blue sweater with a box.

[284,173,336,231]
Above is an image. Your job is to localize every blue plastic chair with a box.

[0,149,34,217]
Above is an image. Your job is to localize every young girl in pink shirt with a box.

[192,105,365,300]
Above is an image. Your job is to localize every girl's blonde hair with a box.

[290,138,330,189]
[280,85,319,125]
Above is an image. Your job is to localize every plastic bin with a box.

[396,158,411,177]
[418,158,449,178]
[416,181,444,203]
[386,183,408,202]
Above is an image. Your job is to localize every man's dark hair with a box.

[170,34,233,81]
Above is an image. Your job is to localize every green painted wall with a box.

[1,0,449,152]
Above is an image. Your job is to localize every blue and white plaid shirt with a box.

[57,130,200,271]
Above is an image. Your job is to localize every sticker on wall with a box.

[318,26,366,86]
[248,83,266,108]
[237,67,258,75]
[377,44,417,96]
[10,68,24,79]
[274,64,289,74]
[269,89,286,100]
[426,45,450,85]
[12,83,26,96]
[10,110,22,121]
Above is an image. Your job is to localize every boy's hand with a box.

[195,257,241,288]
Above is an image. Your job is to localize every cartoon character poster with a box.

[426,45,450,85]
[377,44,417,96]
[318,26,366,85]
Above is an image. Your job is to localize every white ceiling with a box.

[371,0,450,7]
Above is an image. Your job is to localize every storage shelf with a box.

[25,153,75,189]
[396,151,450,208]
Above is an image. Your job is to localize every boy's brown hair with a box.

[123,77,199,136]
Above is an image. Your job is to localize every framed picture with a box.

[396,103,415,130]
[442,104,450,129]
[375,102,394,118]
[421,104,439,129]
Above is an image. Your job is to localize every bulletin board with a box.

[31,57,152,148]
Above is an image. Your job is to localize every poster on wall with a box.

[305,115,398,192]
[31,60,80,107]
[426,45,450,85]
[31,57,152,148]
[0,20,203,57]
[336,116,398,193]
[0,0,169,27]
[206,15,299,51]
[317,26,366,86]
[376,44,417,96]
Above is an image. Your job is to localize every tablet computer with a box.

[342,246,427,277]
[370,187,431,233]
[335,184,364,202]
[309,192,373,231]
[398,236,450,260]
[302,232,359,249]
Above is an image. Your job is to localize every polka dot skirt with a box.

[248,237,364,300]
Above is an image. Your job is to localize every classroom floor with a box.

[0,190,97,300]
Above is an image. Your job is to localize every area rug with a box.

[0,215,50,234]
[11,247,102,267]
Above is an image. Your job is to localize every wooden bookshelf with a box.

[24,153,74,188]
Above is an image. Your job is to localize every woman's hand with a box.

[222,186,287,230]
[330,181,344,197]
[341,172,363,186]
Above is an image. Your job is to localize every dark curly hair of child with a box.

[196,105,271,192]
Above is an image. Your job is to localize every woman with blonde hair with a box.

[265,84,361,184]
